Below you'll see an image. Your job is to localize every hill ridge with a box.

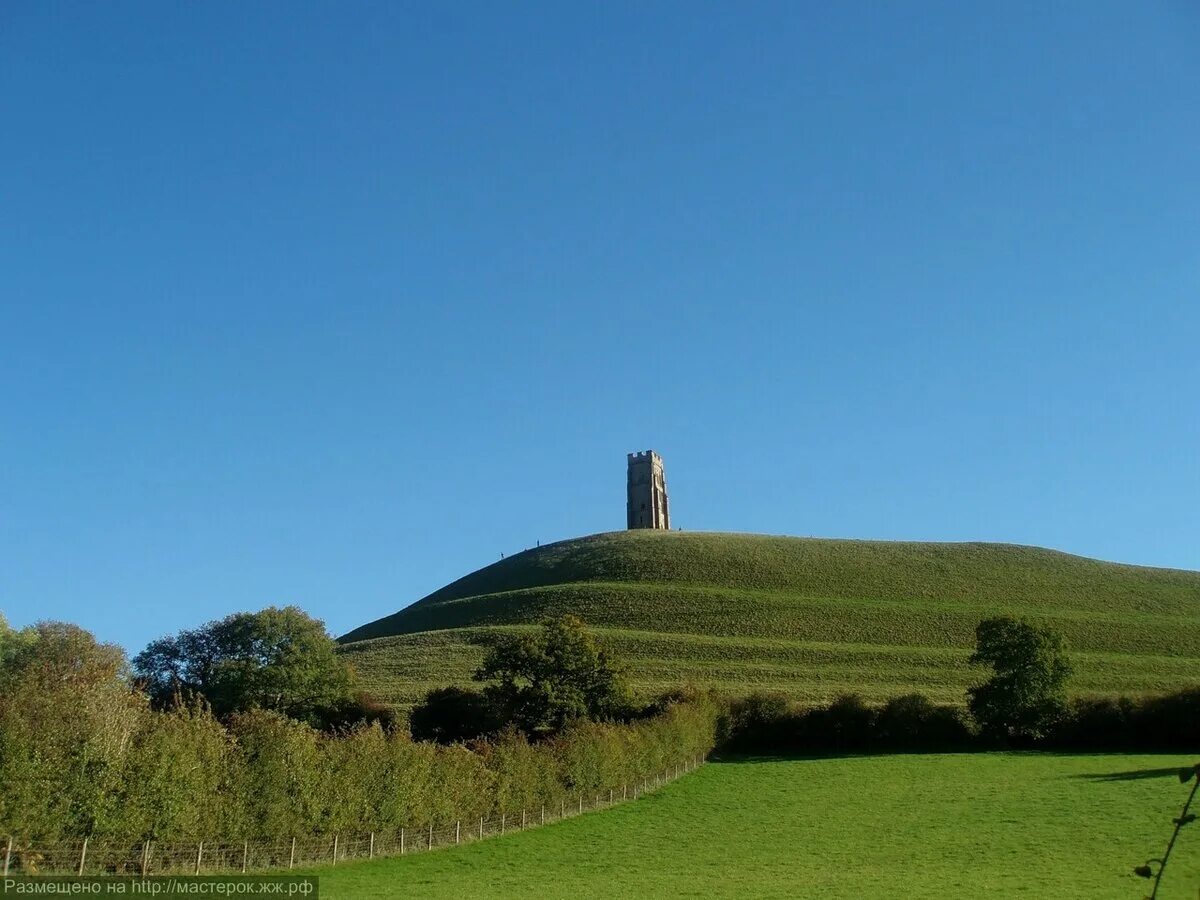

[340,531,1200,644]
[337,531,1200,708]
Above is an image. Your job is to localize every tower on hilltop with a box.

[627,450,670,530]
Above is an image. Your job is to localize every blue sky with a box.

[2,2,1197,653]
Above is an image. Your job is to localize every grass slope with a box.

[339,531,1200,707]
[306,753,1200,899]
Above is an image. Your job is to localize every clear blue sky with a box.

[2,2,1197,654]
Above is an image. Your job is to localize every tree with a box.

[408,686,498,744]
[474,616,631,735]
[967,616,1071,743]
[132,606,356,725]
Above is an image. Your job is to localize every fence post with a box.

[400,828,405,856]
[141,841,150,877]
[609,789,613,804]
[5,836,13,876]
[540,805,545,826]
[332,834,338,865]
[560,798,564,819]
[427,822,433,850]
[77,837,89,876]
[577,795,582,815]
[242,840,248,874]
[623,784,627,801]
[289,837,296,870]
[194,842,203,876]
[521,810,526,829]
[455,821,460,846]
[479,818,483,841]
[500,813,505,835]
[368,832,374,860]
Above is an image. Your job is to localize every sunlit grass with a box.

[305,753,1200,899]
[337,531,1200,709]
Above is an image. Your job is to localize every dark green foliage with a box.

[474,616,632,735]
[133,606,357,726]
[1048,689,1200,751]
[723,692,793,748]
[409,686,498,744]
[723,692,973,754]
[803,694,876,751]
[874,694,973,750]
[724,687,1200,756]
[968,616,1072,743]
[314,691,398,732]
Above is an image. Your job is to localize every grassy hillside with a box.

[306,754,1200,899]
[338,531,1200,708]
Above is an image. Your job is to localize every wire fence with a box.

[2,755,704,876]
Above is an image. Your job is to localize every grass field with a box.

[306,753,1200,899]
[337,531,1200,707]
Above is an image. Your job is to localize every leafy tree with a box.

[133,606,357,725]
[967,616,1071,743]
[474,616,631,735]
[409,685,498,744]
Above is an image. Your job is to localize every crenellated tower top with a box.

[626,450,670,530]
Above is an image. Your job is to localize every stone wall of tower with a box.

[626,450,670,530]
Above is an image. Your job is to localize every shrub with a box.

[722,692,972,755]
[0,623,145,841]
[1048,689,1200,751]
[0,622,720,843]
[874,694,972,751]
[226,710,325,839]
[120,700,233,840]
[409,686,498,744]
[724,692,792,751]
[807,694,876,752]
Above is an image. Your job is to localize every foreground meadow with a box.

[306,753,1200,899]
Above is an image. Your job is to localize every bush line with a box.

[722,689,1200,754]
[0,695,721,846]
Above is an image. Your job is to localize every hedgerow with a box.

[721,689,1200,754]
[0,684,720,845]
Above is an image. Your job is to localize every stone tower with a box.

[627,450,670,530]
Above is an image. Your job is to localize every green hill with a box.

[338,531,1200,708]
